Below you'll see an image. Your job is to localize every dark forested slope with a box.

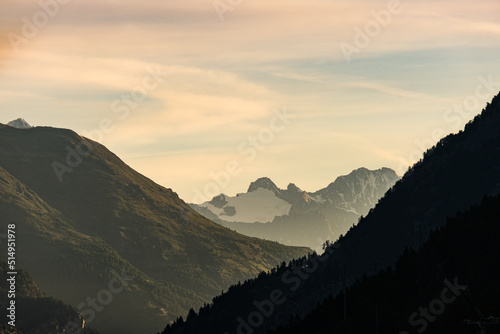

[162,93,500,334]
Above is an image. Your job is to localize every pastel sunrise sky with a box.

[1,0,499,202]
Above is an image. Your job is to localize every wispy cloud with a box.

[343,80,447,101]
[1,0,499,200]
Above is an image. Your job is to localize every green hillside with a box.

[0,125,310,334]
[0,260,100,334]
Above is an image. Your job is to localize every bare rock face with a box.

[192,168,400,251]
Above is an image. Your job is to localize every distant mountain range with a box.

[162,92,500,334]
[0,124,310,334]
[191,168,400,250]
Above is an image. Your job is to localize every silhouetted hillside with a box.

[271,194,500,333]
[161,92,500,334]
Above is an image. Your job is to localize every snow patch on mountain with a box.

[200,188,292,223]
[7,118,32,129]
[194,168,400,229]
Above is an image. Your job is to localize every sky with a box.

[1,0,499,203]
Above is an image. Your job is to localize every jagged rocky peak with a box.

[343,167,372,179]
[328,167,399,188]
[350,166,398,178]
[247,177,280,194]
[380,166,400,178]
[280,183,306,204]
[208,193,228,208]
[7,118,32,129]
[287,183,302,193]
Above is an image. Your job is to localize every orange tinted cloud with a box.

[0,1,50,68]
[0,30,13,70]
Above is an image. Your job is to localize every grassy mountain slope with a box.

[0,125,310,334]
[0,163,202,334]
[0,260,100,334]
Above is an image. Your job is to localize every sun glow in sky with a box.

[1,0,499,202]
